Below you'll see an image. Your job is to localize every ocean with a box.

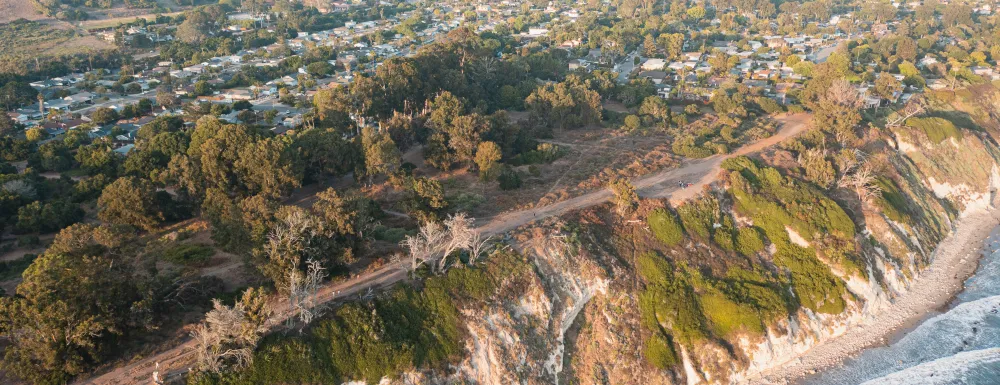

[801,226,1000,385]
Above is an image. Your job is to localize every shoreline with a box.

[879,224,998,350]
[748,207,1000,384]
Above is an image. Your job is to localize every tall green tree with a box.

[97,177,164,231]
[0,249,145,384]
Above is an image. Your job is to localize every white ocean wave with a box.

[804,231,1000,385]
[861,348,1000,385]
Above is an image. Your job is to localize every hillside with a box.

[0,0,47,23]
[176,91,1000,385]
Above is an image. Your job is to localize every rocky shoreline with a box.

[745,206,1000,384]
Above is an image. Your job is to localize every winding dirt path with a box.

[75,113,811,385]
[476,113,811,234]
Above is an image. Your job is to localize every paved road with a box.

[75,113,812,385]
[73,90,158,115]
[615,50,639,84]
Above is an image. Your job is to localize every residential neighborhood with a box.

[1,0,1000,384]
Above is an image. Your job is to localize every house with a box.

[743,80,772,92]
[926,79,949,90]
[12,108,42,123]
[766,38,788,48]
[568,59,592,71]
[283,114,304,128]
[971,66,997,79]
[63,92,95,108]
[864,95,882,108]
[657,86,673,99]
[668,61,686,71]
[183,64,206,74]
[114,144,135,156]
[642,58,667,71]
[220,88,254,101]
[169,70,196,79]
[558,39,582,49]
[918,56,938,68]
[682,52,702,62]
[638,71,668,84]
[220,110,242,123]
[42,121,68,136]
[774,82,801,104]
[872,24,889,37]
[527,28,549,37]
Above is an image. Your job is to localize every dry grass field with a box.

[0,0,48,24]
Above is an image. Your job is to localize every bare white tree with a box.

[191,289,271,374]
[467,230,493,264]
[401,220,446,272]
[885,101,924,129]
[287,258,327,329]
[260,210,322,293]
[401,214,482,273]
[826,79,863,109]
[1,179,35,199]
[439,213,474,272]
[839,163,883,204]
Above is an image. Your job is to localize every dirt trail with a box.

[75,113,811,385]
[476,113,811,234]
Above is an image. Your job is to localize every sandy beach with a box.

[748,207,1000,384]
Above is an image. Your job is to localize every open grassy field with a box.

[0,0,48,24]
[78,10,184,30]
[0,18,112,73]
[0,19,110,56]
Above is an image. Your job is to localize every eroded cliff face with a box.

[393,124,1000,385]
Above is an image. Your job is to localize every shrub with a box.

[498,167,523,190]
[15,199,84,234]
[712,218,736,252]
[755,97,785,114]
[905,117,962,144]
[647,209,684,246]
[699,292,764,338]
[511,143,564,165]
[623,114,641,131]
[644,334,678,369]
[874,177,912,224]
[373,226,410,243]
[718,267,790,322]
[676,197,719,240]
[672,135,716,158]
[735,227,766,256]
[162,244,215,266]
[773,243,847,314]
[450,193,485,212]
[724,156,853,313]
[16,235,38,247]
[637,253,707,345]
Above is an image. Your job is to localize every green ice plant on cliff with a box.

[647,208,685,246]
[637,251,792,370]
[189,251,530,385]
[633,155,864,372]
[903,117,962,144]
[722,156,854,314]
